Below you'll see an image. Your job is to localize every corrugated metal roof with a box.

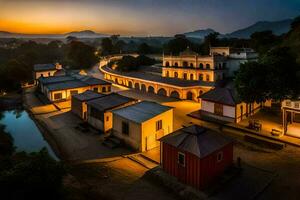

[72,90,105,101]
[34,64,56,72]
[40,74,111,91]
[112,101,173,124]
[46,80,86,91]
[87,93,136,112]
[160,125,233,159]
[199,87,239,106]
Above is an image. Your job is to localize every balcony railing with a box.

[282,100,300,110]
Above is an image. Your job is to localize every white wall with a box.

[201,100,214,113]
[223,105,236,118]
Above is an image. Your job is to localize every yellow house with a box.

[112,101,173,152]
[38,74,111,102]
[198,87,269,123]
[71,90,105,120]
[86,93,137,133]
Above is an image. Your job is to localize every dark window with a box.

[54,93,62,100]
[122,121,129,135]
[102,87,106,93]
[183,73,187,80]
[165,62,170,67]
[174,62,178,67]
[214,103,223,116]
[106,116,109,121]
[199,63,203,69]
[70,90,78,96]
[174,72,178,78]
[166,71,169,77]
[178,152,185,167]
[93,87,98,92]
[217,151,223,162]
[206,75,210,81]
[90,107,104,121]
[156,120,162,131]
[199,74,203,81]
[206,64,210,69]
[190,63,194,67]
[190,74,194,80]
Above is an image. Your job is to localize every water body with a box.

[0,110,58,160]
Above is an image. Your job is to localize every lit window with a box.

[156,120,162,131]
[178,152,185,167]
[54,93,62,100]
[217,151,223,162]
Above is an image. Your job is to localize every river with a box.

[0,109,58,160]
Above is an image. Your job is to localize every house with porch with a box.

[112,101,173,152]
[159,125,234,189]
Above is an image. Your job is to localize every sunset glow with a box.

[0,0,300,35]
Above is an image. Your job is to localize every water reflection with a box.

[0,110,58,160]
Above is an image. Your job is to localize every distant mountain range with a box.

[0,18,294,39]
[183,18,293,39]
[0,30,108,39]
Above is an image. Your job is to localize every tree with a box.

[165,36,193,55]
[116,56,138,71]
[138,43,152,55]
[235,47,300,102]
[0,149,66,200]
[291,16,300,31]
[200,32,220,54]
[66,41,97,69]
[250,31,277,54]
[0,124,14,157]
[101,38,114,55]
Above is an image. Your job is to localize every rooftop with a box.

[103,66,215,87]
[34,64,56,72]
[160,125,234,158]
[199,87,240,106]
[87,93,136,112]
[39,74,111,91]
[112,101,173,124]
[72,90,105,102]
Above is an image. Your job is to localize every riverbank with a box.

[22,87,66,161]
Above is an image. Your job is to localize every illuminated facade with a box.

[112,101,173,151]
[162,47,227,82]
[282,99,300,137]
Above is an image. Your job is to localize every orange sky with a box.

[0,0,299,36]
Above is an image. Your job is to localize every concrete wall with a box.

[113,108,173,152]
[113,115,142,150]
[141,109,173,151]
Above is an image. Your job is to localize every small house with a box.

[199,87,268,123]
[112,101,173,151]
[71,90,105,120]
[86,93,137,133]
[160,125,233,189]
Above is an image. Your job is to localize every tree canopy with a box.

[235,47,300,102]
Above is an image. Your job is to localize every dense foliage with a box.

[0,122,66,200]
[0,40,98,91]
[116,55,156,72]
[235,16,300,102]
